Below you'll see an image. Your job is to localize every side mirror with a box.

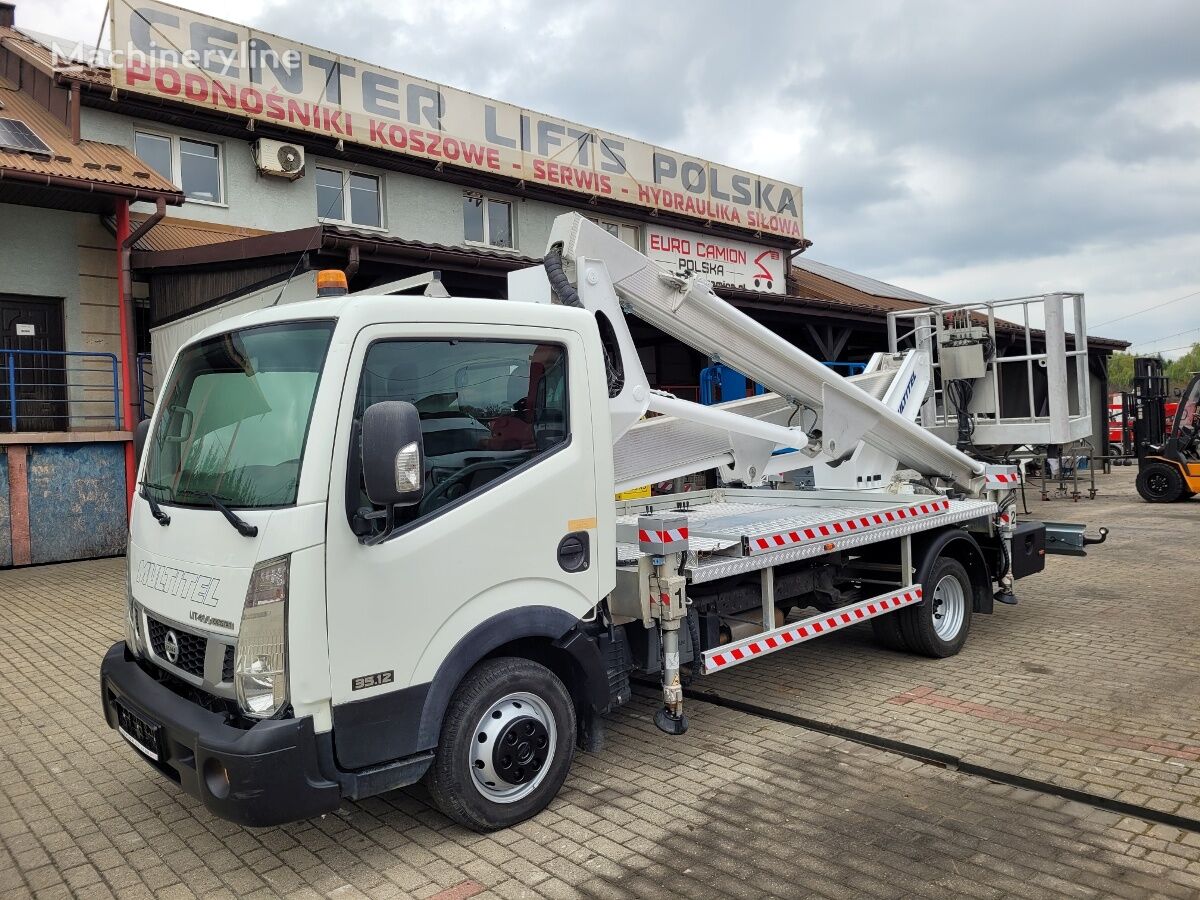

[134,419,151,467]
[362,401,425,508]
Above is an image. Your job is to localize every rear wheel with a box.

[427,657,576,832]
[1136,462,1184,503]
[897,556,973,658]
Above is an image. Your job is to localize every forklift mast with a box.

[1132,357,1169,452]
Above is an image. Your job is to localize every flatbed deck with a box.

[615,488,997,583]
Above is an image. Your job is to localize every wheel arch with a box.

[913,527,992,614]
[418,606,608,753]
[329,606,607,771]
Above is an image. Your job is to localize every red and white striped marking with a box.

[638,527,689,544]
[748,499,951,555]
[703,585,924,674]
[983,470,1020,490]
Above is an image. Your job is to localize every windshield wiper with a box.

[205,493,259,538]
[139,485,171,526]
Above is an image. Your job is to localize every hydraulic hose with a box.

[543,246,583,309]
[543,244,623,396]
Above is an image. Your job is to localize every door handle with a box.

[557,532,590,573]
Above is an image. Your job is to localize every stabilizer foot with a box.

[654,708,689,735]
[994,589,1018,606]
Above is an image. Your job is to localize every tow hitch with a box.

[1044,523,1109,557]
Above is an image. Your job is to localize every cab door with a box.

[323,321,601,768]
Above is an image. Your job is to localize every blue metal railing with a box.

[136,352,155,421]
[1,348,121,431]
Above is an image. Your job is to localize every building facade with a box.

[0,2,1125,565]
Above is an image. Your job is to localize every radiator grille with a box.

[146,616,206,679]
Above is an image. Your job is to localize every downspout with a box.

[115,196,166,508]
[344,244,360,282]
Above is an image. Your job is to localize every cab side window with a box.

[347,338,569,534]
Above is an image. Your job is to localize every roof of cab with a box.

[188,294,594,347]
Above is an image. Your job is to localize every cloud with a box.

[22,0,1200,355]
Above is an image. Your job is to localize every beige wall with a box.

[0,205,126,431]
[72,216,121,428]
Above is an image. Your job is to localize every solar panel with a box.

[0,117,52,155]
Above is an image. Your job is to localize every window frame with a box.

[132,128,226,206]
[586,215,641,250]
[462,191,516,250]
[346,335,571,539]
[315,164,386,231]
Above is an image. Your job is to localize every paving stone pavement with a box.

[1,466,1199,899]
[706,466,1200,823]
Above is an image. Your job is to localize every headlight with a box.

[125,561,143,658]
[235,555,290,718]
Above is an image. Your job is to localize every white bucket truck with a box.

[101,215,1102,830]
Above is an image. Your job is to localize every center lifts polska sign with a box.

[110,1,803,241]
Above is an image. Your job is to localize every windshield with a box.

[1174,375,1200,458]
[144,321,334,508]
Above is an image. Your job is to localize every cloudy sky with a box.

[23,0,1200,354]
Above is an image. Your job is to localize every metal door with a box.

[0,295,65,433]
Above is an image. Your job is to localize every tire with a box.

[1136,462,1185,503]
[427,657,576,832]
[897,556,973,658]
[870,611,910,652]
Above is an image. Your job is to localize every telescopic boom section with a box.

[546,214,985,491]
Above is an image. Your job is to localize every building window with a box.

[179,138,221,203]
[316,166,382,229]
[133,132,172,181]
[463,192,513,249]
[132,131,224,204]
[587,216,640,249]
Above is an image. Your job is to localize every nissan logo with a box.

[163,630,180,665]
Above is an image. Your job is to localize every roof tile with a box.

[0,75,180,197]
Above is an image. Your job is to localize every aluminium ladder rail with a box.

[549,214,987,492]
[614,488,997,583]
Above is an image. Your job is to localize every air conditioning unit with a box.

[254,138,305,180]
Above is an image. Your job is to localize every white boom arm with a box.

[533,214,987,492]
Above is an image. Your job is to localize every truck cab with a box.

[102,293,620,829]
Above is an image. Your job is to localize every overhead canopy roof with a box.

[789,256,943,308]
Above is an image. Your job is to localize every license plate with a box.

[115,700,163,762]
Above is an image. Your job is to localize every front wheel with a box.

[897,556,973,658]
[1136,462,1184,503]
[427,657,576,831]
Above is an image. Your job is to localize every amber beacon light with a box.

[316,269,349,297]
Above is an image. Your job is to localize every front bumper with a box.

[100,642,341,827]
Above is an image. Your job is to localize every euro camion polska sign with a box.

[110,1,804,241]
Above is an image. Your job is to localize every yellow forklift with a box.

[1132,357,1200,503]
